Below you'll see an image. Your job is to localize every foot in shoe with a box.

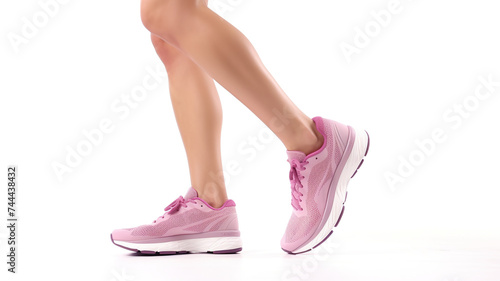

[111,187,242,255]
[281,116,370,254]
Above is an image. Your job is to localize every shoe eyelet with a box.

[200,205,203,207]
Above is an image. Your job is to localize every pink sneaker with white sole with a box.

[111,187,242,255]
[281,116,370,254]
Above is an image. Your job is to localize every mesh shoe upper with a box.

[112,188,240,243]
[281,117,350,251]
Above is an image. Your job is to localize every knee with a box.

[151,34,184,72]
[141,0,201,41]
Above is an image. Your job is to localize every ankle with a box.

[198,194,227,208]
[286,119,324,155]
[193,184,228,208]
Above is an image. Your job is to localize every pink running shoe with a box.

[111,187,242,255]
[281,116,370,254]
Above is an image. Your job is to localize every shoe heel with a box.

[350,130,370,178]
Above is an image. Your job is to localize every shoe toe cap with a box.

[111,228,135,242]
[280,233,305,253]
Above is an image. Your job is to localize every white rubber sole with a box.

[113,236,243,254]
[292,128,369,254]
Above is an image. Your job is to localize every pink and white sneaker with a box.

[111,187,242,255]
[281,116,370,254]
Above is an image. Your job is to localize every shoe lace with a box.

[288,158,308,211]
[153,196,195,223]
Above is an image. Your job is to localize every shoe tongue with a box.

[184,187,199,199]
[287,150,306,162]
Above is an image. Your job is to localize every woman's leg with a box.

[141,0,323,155]
[138,1,370,255]
[151,34,227,208]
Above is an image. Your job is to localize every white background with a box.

[1,0,499,280]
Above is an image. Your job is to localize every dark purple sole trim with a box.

[350,131,370,178]
[313,230,334,249]
[282,231,334,255]
[285,131,370,255]
[336,131,369,227]
[364,131,370,156]
[209,248,243,254]
[110,234,242,255]
[334,206,345,227]
[111,234,140,252]
[282,247,312,255]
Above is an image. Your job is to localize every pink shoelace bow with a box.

[288,158,308,211]
[153,196,194,223]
